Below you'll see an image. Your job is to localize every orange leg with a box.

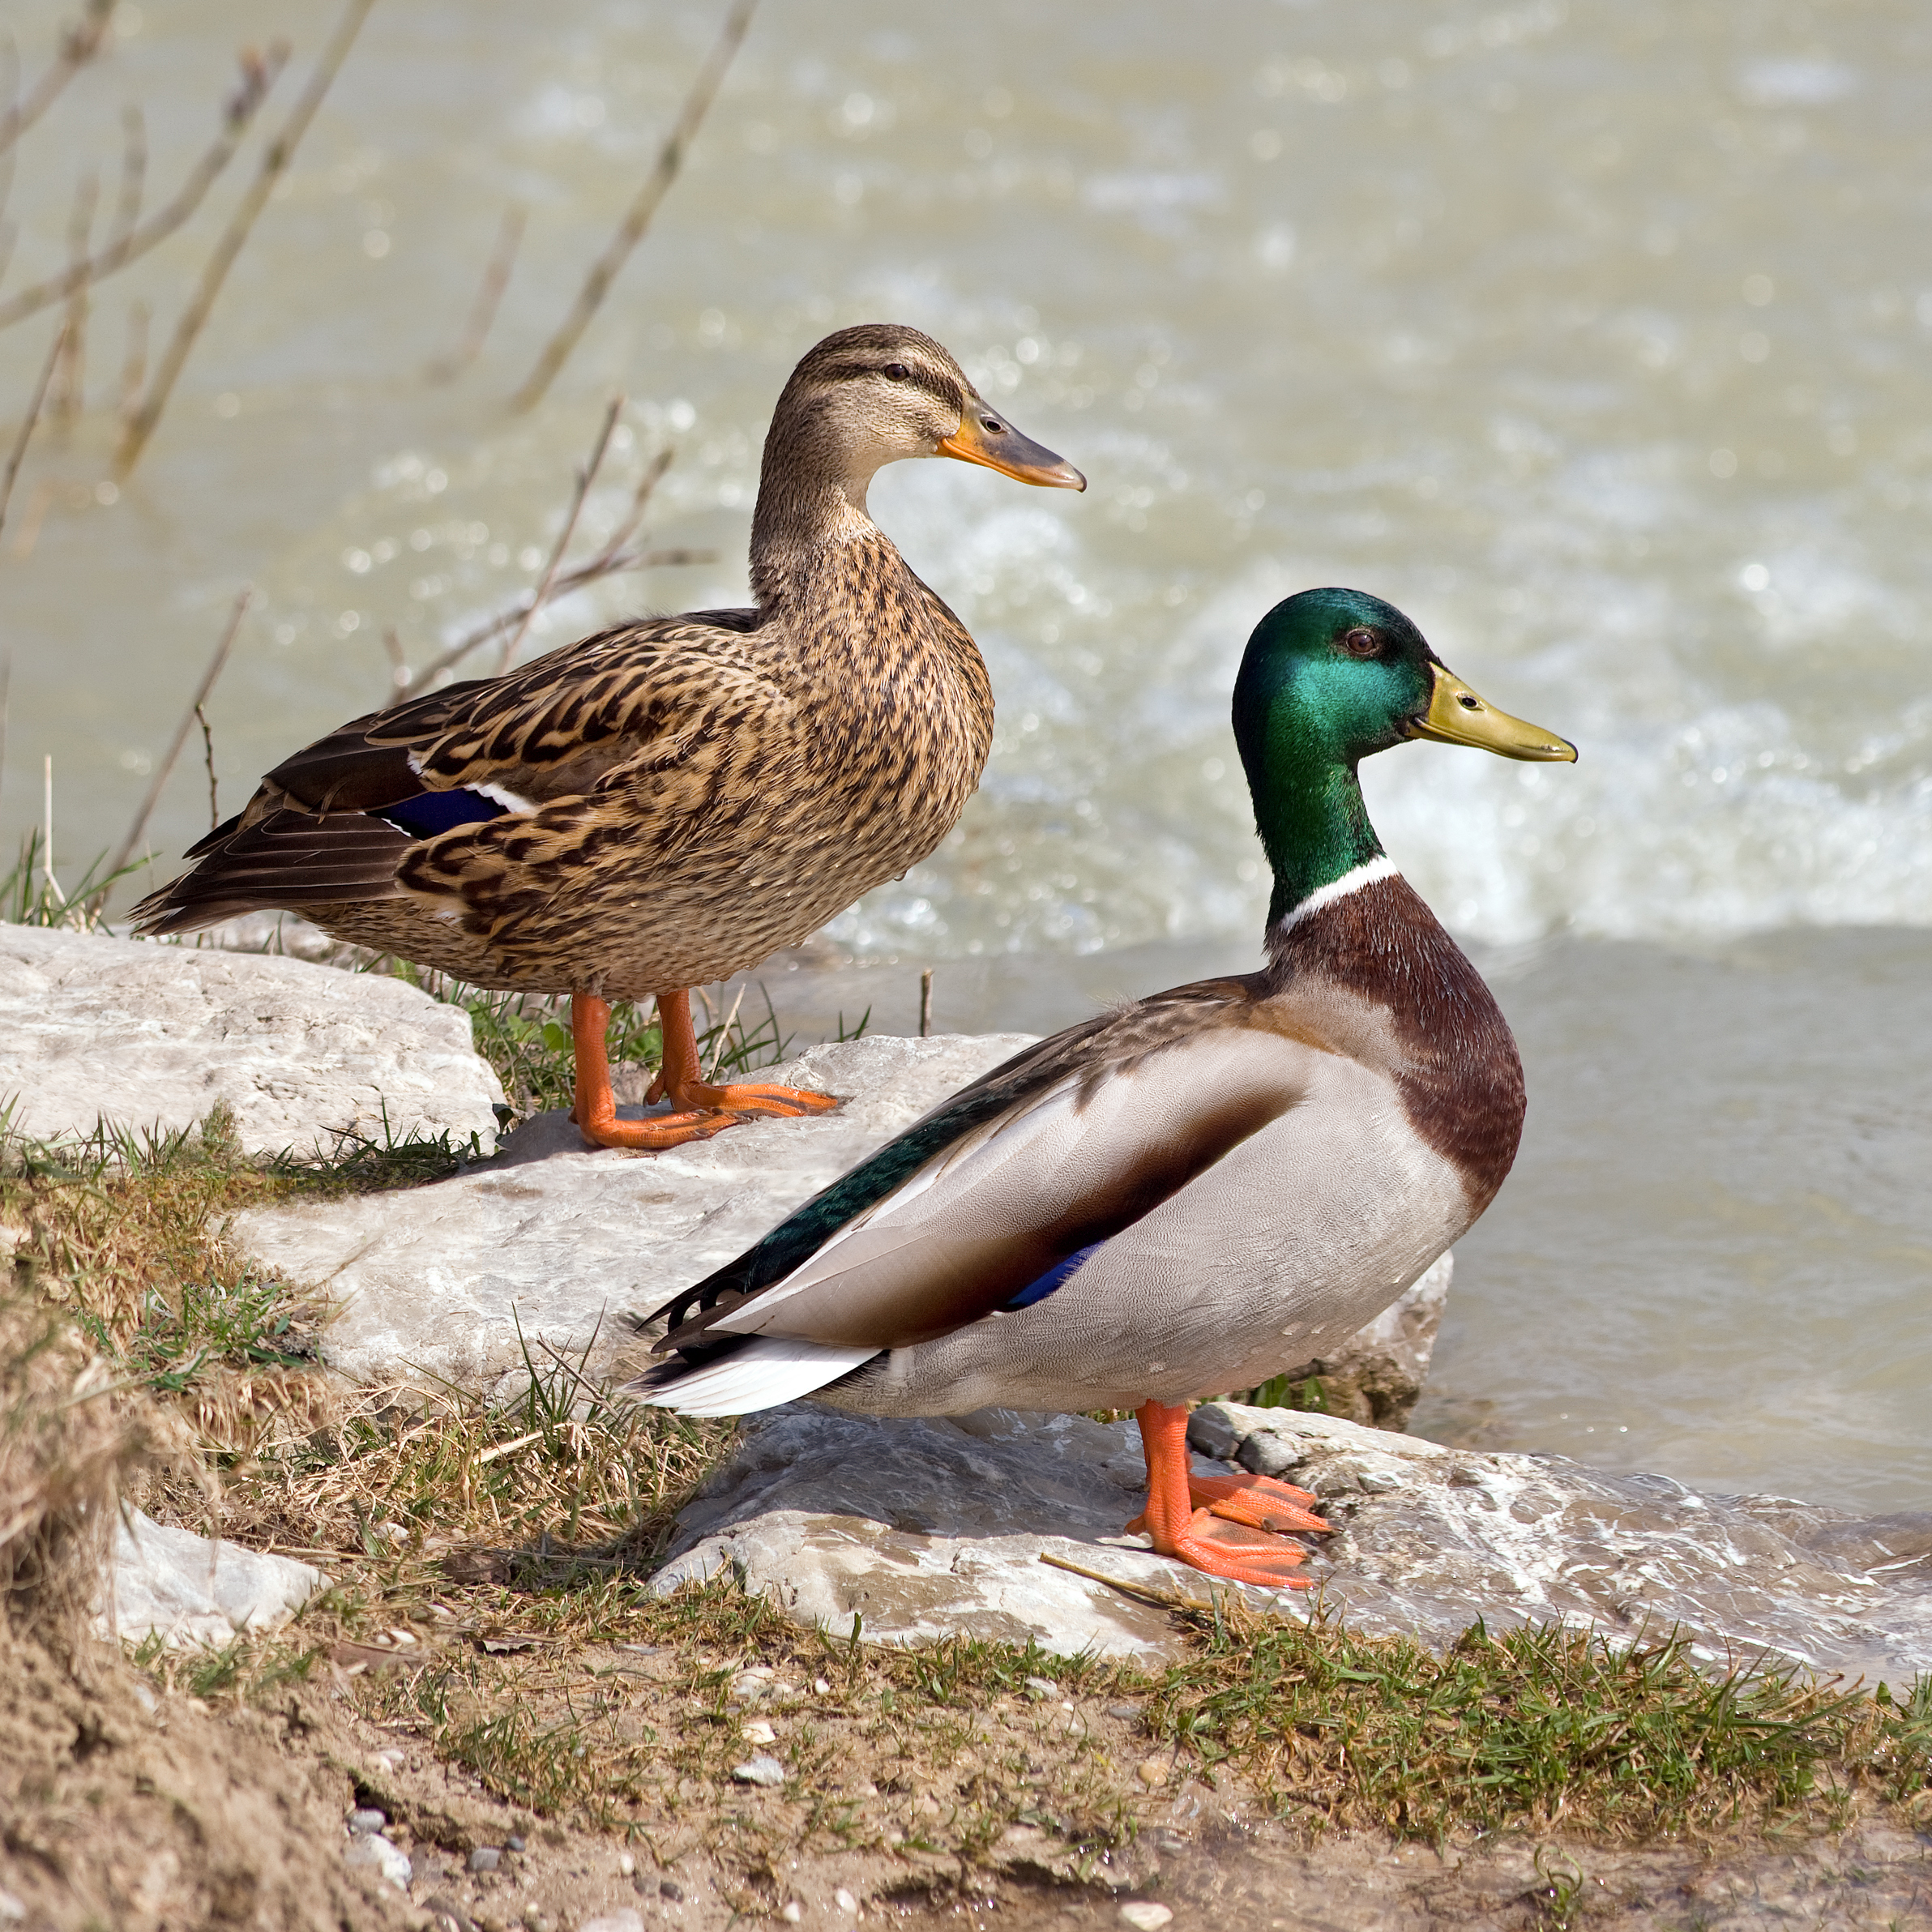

[1128,1400,1326,1589]
[570,990,838,1152]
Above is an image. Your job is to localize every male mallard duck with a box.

[130,325,1084,1149]
[631,588,1575,1586]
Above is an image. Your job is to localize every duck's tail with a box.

[127,808,413,936]
[624,1336,879,1418]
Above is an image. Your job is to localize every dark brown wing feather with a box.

[135,810,411,934]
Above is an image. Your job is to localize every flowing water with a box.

[1,0,1926,1508]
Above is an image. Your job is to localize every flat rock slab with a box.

[102,1509,327,1648]
[235,1033,1036,1388]
[654,1402,1932,1682]
[0,926,502,1156]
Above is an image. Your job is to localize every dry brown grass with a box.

[0,1292,152,1648]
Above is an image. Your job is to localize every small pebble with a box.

[343,1833,412,1891]
[468,1847,501,1873]
[742,1719,776,1745]
[1105,1703,1140,1721]
[505,1833,526,1853]
[813,1676,831,1695]
[781,1905,803,1925]
[1118,1905,1173,1931]
[346,1807,387,1836]
[1024,1675,1057,1698]
[732,1754,786,1787]
[659,1879,685,1900]
[618,1852,635,1875]
[1136,1757,1167,1788]
[578,1913,645,1932]
[0,1890,25,1925]
[834,1890,858,1913]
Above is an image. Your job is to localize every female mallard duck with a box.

[631,588,1575,1587]
[131,324,1084,1150]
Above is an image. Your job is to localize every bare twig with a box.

[113,2,375,479]
[509,0,759,413]
[109,103,147,247]
[409,442,694,689]
[0,48,286,334]
[105,587,250,884]
[49,169,97,430]
[919,967,934,1038]
[425,203,524,383]
[0,317,66,541]
[0,43,19,239]
[195,700,217,828]
[496,395,625,673]
[380,624,409,696]
[0,0,117,160]
[1037,1551,1216,1614]
[115,299,147,423]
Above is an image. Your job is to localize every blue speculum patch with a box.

[1002,1241,1102,1311]
[374,789,510,837]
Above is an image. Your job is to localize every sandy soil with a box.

[6,1611,1928,1932]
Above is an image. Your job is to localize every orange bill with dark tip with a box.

[937,404,1086,490]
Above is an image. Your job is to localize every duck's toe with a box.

[576,1107,750,1152]
[1193,1470,1330,1535]
[1164,1513,1320,1590]
[677,1079,841,1119]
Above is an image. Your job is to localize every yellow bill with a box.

[1407,665,1577,762]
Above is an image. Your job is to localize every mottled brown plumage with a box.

[132,325,1084,1063]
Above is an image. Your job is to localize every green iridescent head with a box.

[1231,587,1575,924]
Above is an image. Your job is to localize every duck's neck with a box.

[1253,759,1388,936]
[748,400,892,607]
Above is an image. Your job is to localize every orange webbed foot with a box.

[1130,1399,1329,1592]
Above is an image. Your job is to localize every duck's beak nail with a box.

[1407,665,1578,763]
[936,403,1085,490]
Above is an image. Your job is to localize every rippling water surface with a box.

[1,0,1926,1507]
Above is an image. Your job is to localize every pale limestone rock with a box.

[0,925,502,1156]
[654,1404,1932,1682]
[101,1509,327,1648]
[234,1033,1036,1388]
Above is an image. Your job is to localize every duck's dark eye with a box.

[1340,626,1384,659]
[883,362,912,381]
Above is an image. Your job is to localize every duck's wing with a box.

[633,977,1321,1409]
[130,612,775,934]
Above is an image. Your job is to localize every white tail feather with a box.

[636,1337,878,1417]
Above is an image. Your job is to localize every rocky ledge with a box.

[654,1400,1932,1686]
[0,925,502,1156]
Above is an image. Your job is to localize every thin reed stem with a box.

[509,0,758,413]
[113,3,374,479]
[41,754,62,905]
[105,588,250,886]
